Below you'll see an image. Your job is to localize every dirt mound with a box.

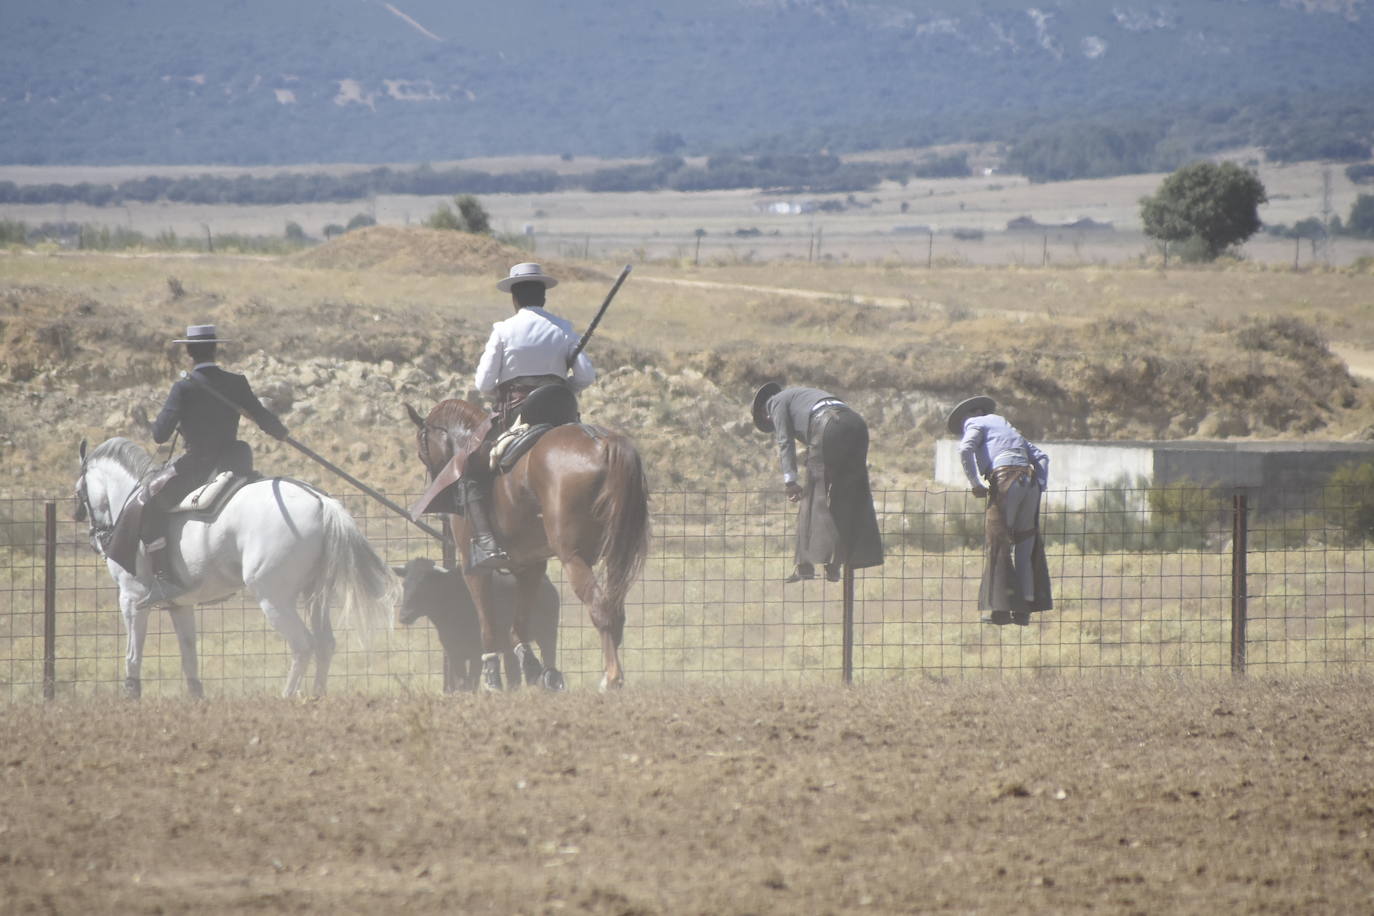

[290,226,608,284]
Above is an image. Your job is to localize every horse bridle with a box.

[73,457,111,557]
[416,420,450,480]
[74,451,160,559]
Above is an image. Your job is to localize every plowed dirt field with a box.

[3,678,1372,914]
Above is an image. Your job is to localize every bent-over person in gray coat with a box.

[752,382,884,582]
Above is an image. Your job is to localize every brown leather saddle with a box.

[409,384,580,519]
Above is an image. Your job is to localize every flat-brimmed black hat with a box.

[945,395,995,435]
[751,381,782,432]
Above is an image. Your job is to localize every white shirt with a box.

[474,306,596,396]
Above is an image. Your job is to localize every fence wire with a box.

[2,484,1371,700]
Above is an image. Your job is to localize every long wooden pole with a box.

[568,264,632,368]
[180,371,445,541]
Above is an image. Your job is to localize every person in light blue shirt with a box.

[947,395,1053,625]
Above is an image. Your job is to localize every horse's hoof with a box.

[187,679,204,700]
[598,674,624,692]
[480,652,503,693]
[124,677,141,700]
[514,642,544,687]
[540,668,566,692]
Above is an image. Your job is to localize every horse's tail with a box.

[309,495,399,647]
[592,431,651,609]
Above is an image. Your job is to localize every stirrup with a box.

[136,575,186,610]
[466,537,510,572]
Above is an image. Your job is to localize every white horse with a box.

[75,437,398,698]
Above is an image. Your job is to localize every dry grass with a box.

[2,240,1374,497]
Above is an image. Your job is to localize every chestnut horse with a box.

[406,399,650,690]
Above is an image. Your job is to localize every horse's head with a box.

[74,437,151,556]
[405,399,487,480]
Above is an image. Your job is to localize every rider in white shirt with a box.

[463,263,596,570]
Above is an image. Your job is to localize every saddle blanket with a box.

[168,471,252,516]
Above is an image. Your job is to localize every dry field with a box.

[4,153,1373,267]
[4,172,1374,913]
[3,233,1374,498]
[2,678,1372,914]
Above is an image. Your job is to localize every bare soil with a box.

[2,678,1372,914]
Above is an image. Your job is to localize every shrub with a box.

[0,219,27,245]
[1321,462,1374,544]
[425,195,492,234]
[1147,481,1231,548]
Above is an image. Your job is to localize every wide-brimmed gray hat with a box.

[945,395,996,435]
[172,324,231,344]
[497,262,559,292]
[751,381,783,432]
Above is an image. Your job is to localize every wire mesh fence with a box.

[3,482,1372,700]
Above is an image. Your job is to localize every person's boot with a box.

[136,538,186,609]
[459,477,510,572]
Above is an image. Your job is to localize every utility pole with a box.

[1319,167,1333,265]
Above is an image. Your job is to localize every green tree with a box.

[454,195,491,235]
[425,195,492,234]
[1140,161,1268,261]
[1347,194,1374,238]
[423,203,462,231]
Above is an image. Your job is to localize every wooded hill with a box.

[3,0,1373,170]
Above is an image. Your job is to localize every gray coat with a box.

[766,387,884,570]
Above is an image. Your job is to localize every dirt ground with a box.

[2,678,1372,914]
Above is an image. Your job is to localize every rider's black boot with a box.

[458,477,510,572]
[137,537,187,609]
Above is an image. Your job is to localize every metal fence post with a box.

[1230,492,1248,676]
[841,564,854,685]
[43,501,57,700]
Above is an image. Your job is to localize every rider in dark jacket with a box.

[139,324,287,605]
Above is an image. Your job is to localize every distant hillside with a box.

[3,0,1373,166]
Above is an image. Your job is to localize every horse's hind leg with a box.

[258,597,314,698]
[562,555,624,690]
[167,606,203,699]
[309,599,335,696]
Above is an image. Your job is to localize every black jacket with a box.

[152,364,286,461]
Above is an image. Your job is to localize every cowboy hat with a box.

[172,324,232,344]
[945,395,996,435]
[497,262,559,292]
[751,381,783,432]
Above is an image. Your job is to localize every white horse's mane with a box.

[88,436,152,479]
